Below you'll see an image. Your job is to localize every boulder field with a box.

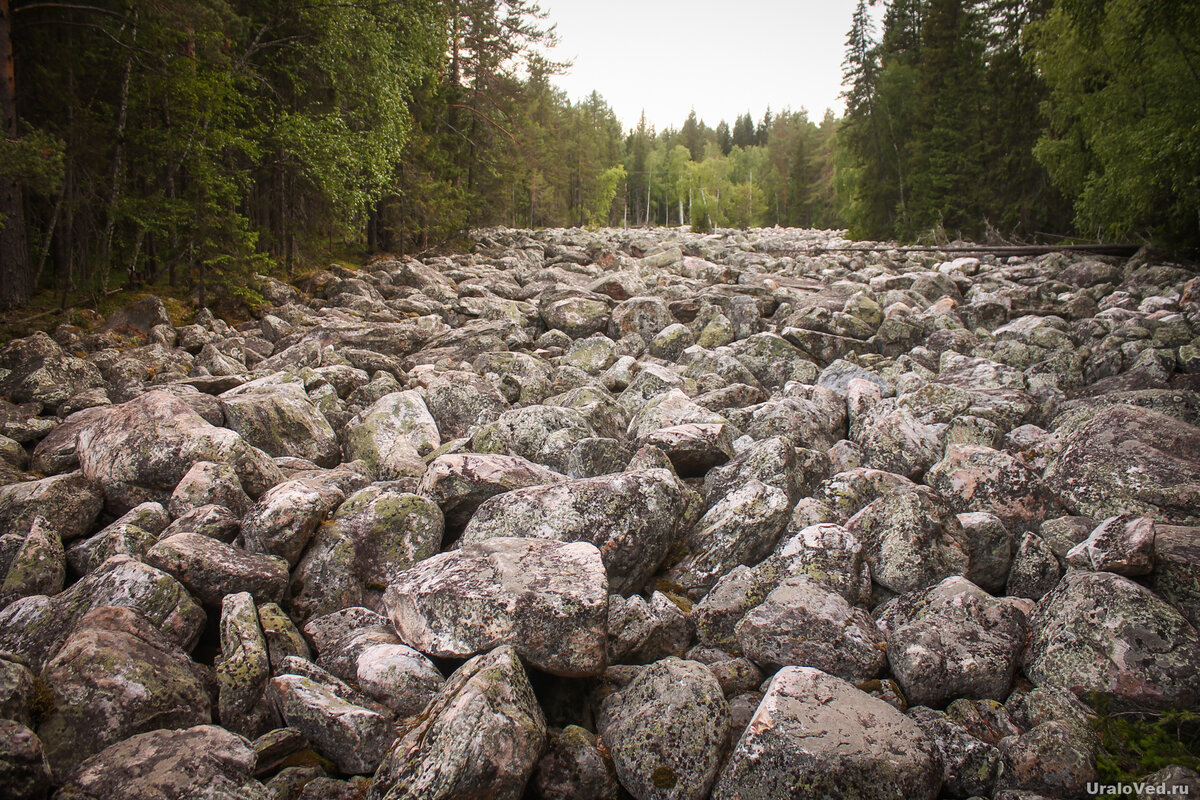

[1,225,1199,799]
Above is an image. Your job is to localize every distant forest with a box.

[0,0,1196,309]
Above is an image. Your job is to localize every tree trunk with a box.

[0,0,31,309]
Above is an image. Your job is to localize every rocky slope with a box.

[1,225,1199,800]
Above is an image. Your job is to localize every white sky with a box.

[541,0,874,133]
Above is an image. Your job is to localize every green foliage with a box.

[1092,707,1200,788]
[1030,0,1200,244]
[0,127,65,197]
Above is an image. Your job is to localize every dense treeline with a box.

[0,0,1195,310]
[838,0,1200,245]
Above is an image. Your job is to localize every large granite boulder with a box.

[54,725,267,800]
[385,537,608,677]
[219,382,340,467]
[711,666,942,800]
[460,468,697,594]
[72,390,283,513]
[367,646,547,800]
[1024,570,1200,712]
[36,606,212,777]
[1045,404,1200,524]
[598,658,730,800]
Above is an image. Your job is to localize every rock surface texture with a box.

[0,226,1197,798]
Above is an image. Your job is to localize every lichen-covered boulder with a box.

[385,537,608,677]
[241,474,351,566]
[417,453,565,533]
[168,460,252,518]
[1005,532,1064,600]
[667,479,791,599]
[0,719,51,800]
[145,532,289,605]
[598,658,729,800]
[1024,570,1200,712]
[845,487,971,595]
[0,556,204,672]
[367,646,547,800]
[0,471,104,543]
[703,436,804,506]
[925,444,1062,533]
[711,666,942,800]
[1065,514,1155,575]
[268,673,394,775]
[421,369,510,439]
[36,606,212,777]
[219,382,341,467]
[606,591,693,665]
[956,511,1016,594]
[880,577,1028,707]
[71,390,283,513]
[1147,524,1200,629]
[216,592,275,739]
[0,517,65,607]
[460,469,696,595]
[636,422,735,477]
[532,725,622,800]
[0,331,106,410]
[316,626,444,717]
[471,404,596,473]
[735,574,886,682]
[342,396,428,481]
[1045,404,1200,524]
[54,724,268,800]
[908,706,1000,799]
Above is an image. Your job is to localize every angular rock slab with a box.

[385,537,608,677]
[368,646,547,800]
[73,390,283,514]
[925,444,1062,533]
[56,724,268,800]
[1024,570,1200,712]
[599,658,730,800]
[145,532,289,606]
[711,666,942,800]
[460,468,695,595]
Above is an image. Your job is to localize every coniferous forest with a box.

[0,0,1197,311]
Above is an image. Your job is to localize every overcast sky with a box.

[541,0,875,133]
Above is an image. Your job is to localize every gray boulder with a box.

[417,452,565,533]
[926,444,1062,533]
[268,673,394,775]
[0,471,104,543]
[1045,404,1200,524]
[460,468,696,595]
[367,646,547,800]
[711,666,942,800]
[385,537,608,677]
[73,390,283,513]
[881,577,1028,707]
[845,487,971,595]
[145,533,289,605]
[1024,570,1200,712]
[0,719,51,800]
[735,574,886,681]
[54,725,267,800]
[219,382,340,467]
[0,555,205,672]
[37,606,212,777]
[598,658,730,800]
[666,479,791,599]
